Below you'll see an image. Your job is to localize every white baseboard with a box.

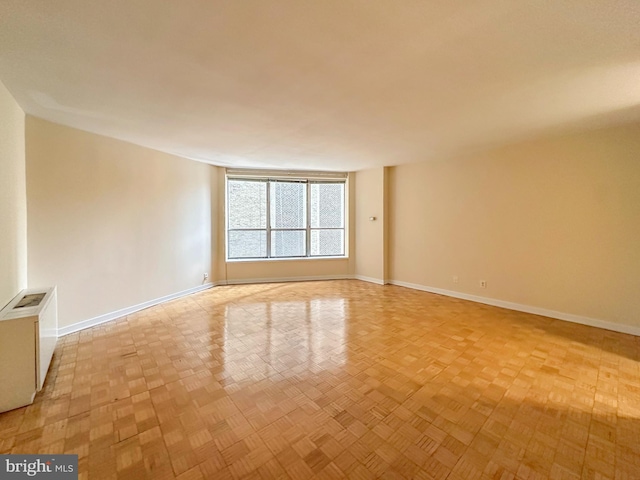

[59,278,638,338]
[353,275,385,285]
[388,280,640,337]
[58,283,215,336]
[218,274,353,286]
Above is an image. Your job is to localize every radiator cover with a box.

[0,287,58,413]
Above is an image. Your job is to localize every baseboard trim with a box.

[388,280,640,337]
[58,278,637,338]
[353,275,385,285]
[218,274,353,286]
[58,283,215,336]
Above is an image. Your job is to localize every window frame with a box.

[226,175,347,261]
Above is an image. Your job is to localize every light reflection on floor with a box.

[1,280,639,479]
[223,298,347,382]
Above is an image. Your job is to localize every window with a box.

[227,172,346,260]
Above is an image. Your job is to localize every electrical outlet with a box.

[203,272,209,281]
[453,275,459,284]
[480,280,487,288]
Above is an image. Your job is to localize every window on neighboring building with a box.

[226,171,346,260]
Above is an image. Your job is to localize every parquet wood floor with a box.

[1,280,639,479]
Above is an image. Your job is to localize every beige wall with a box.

[21,102,639,333]
[26,117,212,328]
[224,258,352,283]
[389,124,640,328]
[210,166,226,282]
[355,167,386,282]
[0,82,27,308]
[214,172,355,284]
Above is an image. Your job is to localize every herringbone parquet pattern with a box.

[1,280,639,479]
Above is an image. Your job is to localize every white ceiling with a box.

[1,1,640,171]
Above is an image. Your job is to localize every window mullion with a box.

[266,179,272,258]
[306,182,311,257]
[226,179,229,259]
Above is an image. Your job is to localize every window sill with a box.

[226,256,348,263]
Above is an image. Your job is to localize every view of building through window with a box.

[227,176,345,259]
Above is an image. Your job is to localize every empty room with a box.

[1,1,639,479]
